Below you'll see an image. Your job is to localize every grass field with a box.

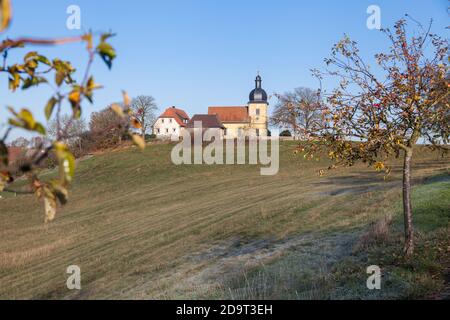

[0,141,449,299]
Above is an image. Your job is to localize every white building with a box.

[153,106,190,139]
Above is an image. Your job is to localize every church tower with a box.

[248,74,269,136]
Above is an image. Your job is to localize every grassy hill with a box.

[0,141,449,299]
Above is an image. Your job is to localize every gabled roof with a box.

[187,114,225,129]
[208,106,250,123]
[158,106,190,127]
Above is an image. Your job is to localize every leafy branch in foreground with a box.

[0,0,144,222]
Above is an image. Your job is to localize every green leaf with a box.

[96,42,116,69]
[34,123,46,135]
[18,109,36,128]
[55,71,65,87]
[22,76,47,90]
[54,142,75,184]
[45,97,58,120]
[7,107,46,135]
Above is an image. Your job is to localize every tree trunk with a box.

[402,148,414,256]
[141,120,146,139]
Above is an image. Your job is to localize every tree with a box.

[130,95,158,138]
[48,114,87,153]
[89,106,130,149]
[271,87,322,140]
[305,18,449,256]
[0,0,144,222]
[10,136,30,148]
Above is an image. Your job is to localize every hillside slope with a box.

[0,142,448,299]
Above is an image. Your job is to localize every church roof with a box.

[187,114,225,129]
[158,106,190,127]
[249,75,268,104]
[208,106,250,123]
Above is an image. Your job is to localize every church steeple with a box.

[249,73,268,104]
[255,74,262,89]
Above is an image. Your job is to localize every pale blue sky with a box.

[1,0,448,140]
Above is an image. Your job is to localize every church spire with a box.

[249,73,268,103]
[255,73,262,89]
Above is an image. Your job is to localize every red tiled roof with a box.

[208,106,250,123]
[158,106,190,127]
[187,114,225,129]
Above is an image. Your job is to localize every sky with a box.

[0,0,449,141]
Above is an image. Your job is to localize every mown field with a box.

[0,141,449,299]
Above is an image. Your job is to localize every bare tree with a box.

[130,95,158,138]
[10,136,30,148]
[48,114,86,152]
[271,87,322,140]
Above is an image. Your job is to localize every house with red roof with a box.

[153,106,190,139]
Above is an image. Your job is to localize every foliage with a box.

[89,106,129,149]
[271,87,322,140]
[280,130,292,137]
[0,1,145,222]
[130,95,158,138]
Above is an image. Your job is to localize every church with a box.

[206,74,269,138]
[154,74,269,139]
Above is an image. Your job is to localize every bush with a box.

[280,130,292,137]
[89,107,130,150]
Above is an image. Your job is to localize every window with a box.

[256,129,260,137]
[224,128,227,136]
[173,128,176,133]
[157,128,160,133]
[162,119,164,123]
[166,128,169,133]
[256,108,260,116]
[170,119,173,123]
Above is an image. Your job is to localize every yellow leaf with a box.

[131,117,142,129]
[18,108,35,128]
[122,90,131,107]
[69,90,81,104]
[132,134,145,150]
[44,196,56,223]
[0,0,12,32]
[0,173,7,192]
[82,32,93,51]
[374,162,385,172]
